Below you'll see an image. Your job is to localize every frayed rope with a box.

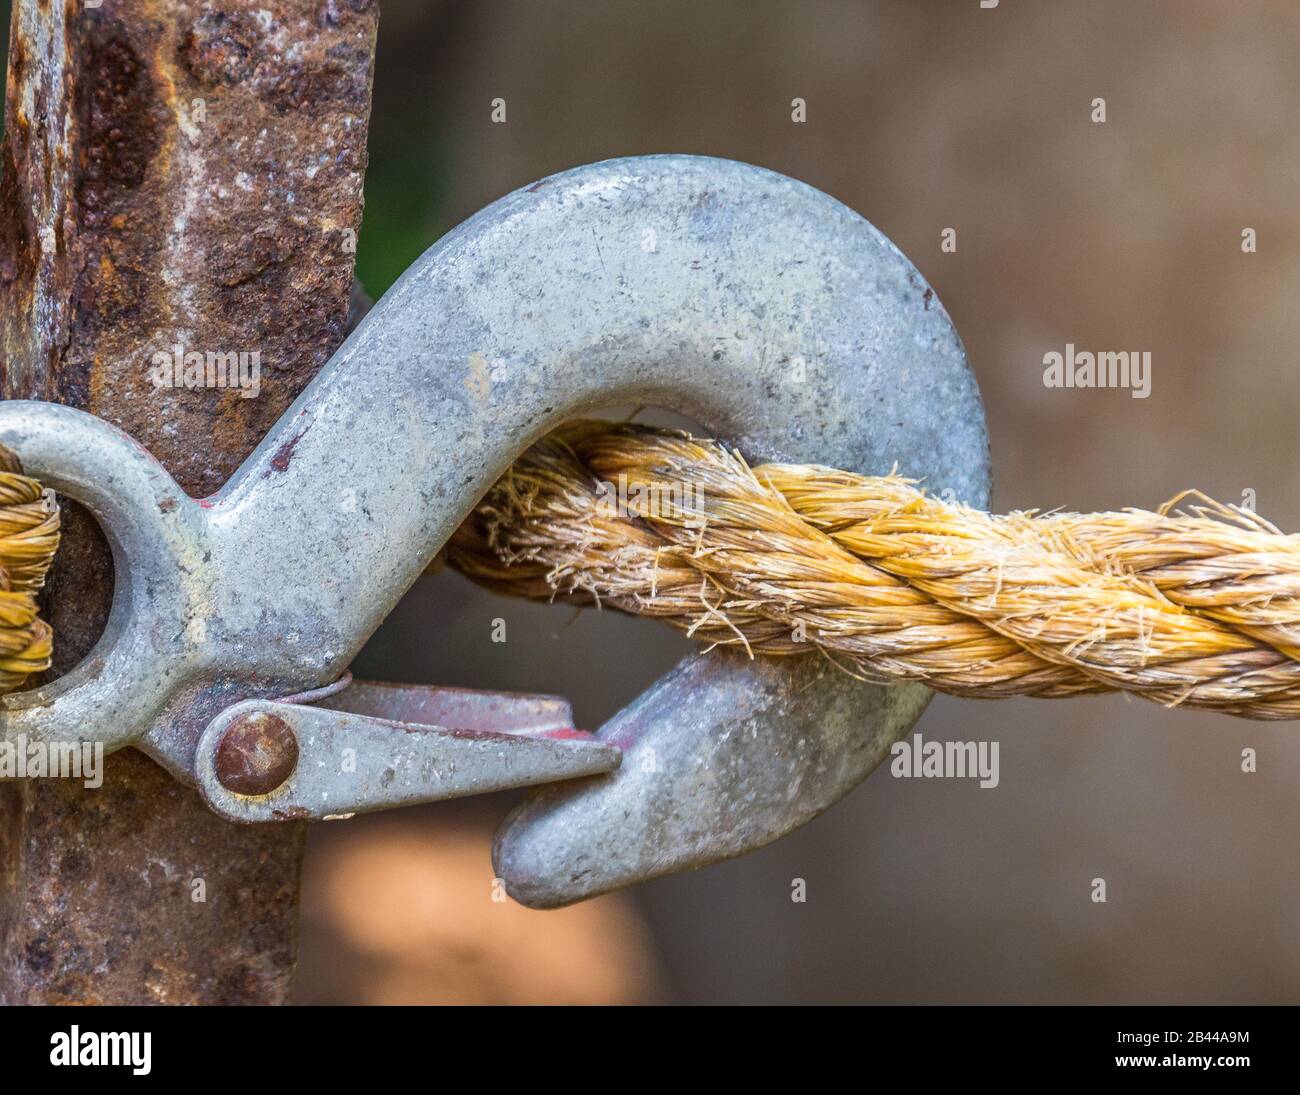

[15,422,1300,720]
[449,421,1300,720]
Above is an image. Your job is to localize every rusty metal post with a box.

[0,0,376,1003]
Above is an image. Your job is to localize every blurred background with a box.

[301,0,1300,1004]
[17,0,1300,1003]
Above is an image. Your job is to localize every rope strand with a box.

[7,423,1300,719]
[0,444,60,693]
[448,421,1300,719]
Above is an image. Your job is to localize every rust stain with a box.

[271,805,312,820]
[267,429,305,474]
[3,0,378,498]
[0,0,378,1006]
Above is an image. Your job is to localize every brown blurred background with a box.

[287,0,1300,1003]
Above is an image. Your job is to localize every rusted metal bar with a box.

[0,0,375,1003]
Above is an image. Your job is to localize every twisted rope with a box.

[0,445,60,693]
[8,423,1300,720]
[449,421,1300,720]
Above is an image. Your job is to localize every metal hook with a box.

[0,156,988,902]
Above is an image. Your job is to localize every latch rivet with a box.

[214,712,299,796]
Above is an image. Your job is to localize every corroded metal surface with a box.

[214,710,300,797]
[1,0,376,494]
[0,756,306,1004]
[0,0,376,1003]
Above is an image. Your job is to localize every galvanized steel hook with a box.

[0,155,988,902]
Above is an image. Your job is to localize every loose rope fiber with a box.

[448,421,1300,720]
[9,424,1300,719]
[0,444,59,693]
